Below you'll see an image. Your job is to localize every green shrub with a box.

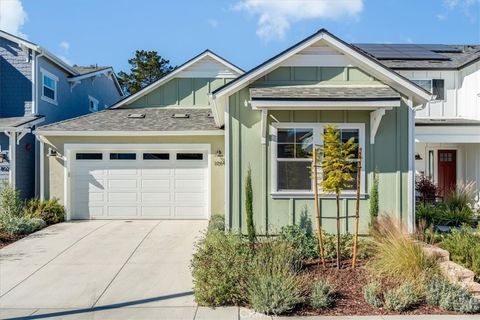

[0,184,23,218]
[369,170,379,230]
[245,165,255,243]
[191,230,252,306]
[24,198,65,225]
[208,215,225,232]
[383,282,420,312]
[441,226,480,281]
[2,216,46,235]
[368,217,438,283]
[310,280,335,309]
[247,240,303,315]
[363,281,383,308]
[438,282,480,313]
[416,202,443,226]
[278,225,318,260]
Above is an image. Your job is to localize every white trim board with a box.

[35,130,225,137]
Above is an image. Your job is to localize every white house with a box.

[356,44,480,204]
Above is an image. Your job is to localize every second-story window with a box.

[89,96,99,112]
[41,68,58,105]
[412,79,445,101]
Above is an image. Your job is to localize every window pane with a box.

[341,129,359,158]
[344,168,358,191]
[295,143,312,158]
[295,129,313,144]
[110,153,136,160]
[432,79,444,100]
[43,76,55,88]
[43,87,55,100]
[76,153,102,160]
[176,153,203,160]
[412,80,432,92]
[277,144,295,158]
[277,161,311,190]
[277,129,295,143]
[143,153,169,160]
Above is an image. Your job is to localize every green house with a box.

[35,29,432,235]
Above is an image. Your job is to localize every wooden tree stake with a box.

[313,147,326,267]
[352,147,363,268]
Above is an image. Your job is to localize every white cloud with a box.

[441,0,479,22]
[235,0,363,41]
[60,41,70,52]
[207,19,219,28]
[443,0,479,8]
[0,0,28,37]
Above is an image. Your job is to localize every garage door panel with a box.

[140,168,172,176]
[107,168,138,176]
[141,179,170,189]
[107,179,138,189]
[107,192,138,202]
[89,207,105,218]
[175,179,205,190]
[175,206,206,217]
[141,206,171,217]
[141,192,170,202]
[108,206,138,217]
[174,168,205,176]
[175,192,205,202]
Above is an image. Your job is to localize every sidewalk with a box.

[1,306,479,320]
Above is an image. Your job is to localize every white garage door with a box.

[69,148,209,219]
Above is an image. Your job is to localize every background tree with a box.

[118,50,175,95]
[319,125,357,269]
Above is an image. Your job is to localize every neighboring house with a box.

[34,29,433,236]
[354,44,480,204]
[0,30,124,198]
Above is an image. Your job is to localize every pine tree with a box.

[319,125,357,268]
[369,170,379,231]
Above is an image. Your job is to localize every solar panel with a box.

[417,44,463,53]
[354,44,451,60]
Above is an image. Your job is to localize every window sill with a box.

[41,96,58,106]
[271,192,369,199]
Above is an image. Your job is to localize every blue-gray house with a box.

[0,30,124,198]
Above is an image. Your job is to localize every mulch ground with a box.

[293,259,458,316]
[0,232,26,249]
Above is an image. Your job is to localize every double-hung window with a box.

[41,68,58,105]
[272,123,365,197]
[412,79,445,100]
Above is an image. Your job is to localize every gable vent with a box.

[127,113,146,119]
[171,113,190,118]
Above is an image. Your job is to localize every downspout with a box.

[33,48,44,197]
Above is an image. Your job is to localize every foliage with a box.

[425,276,480,313]
[278,225,371,261]
[368,217,438,283]
[415,175,439,203]
[0,183,24,218]
[24,198,65,225]
[2,216,46,235]
[383,282,420,312]
[191,229,252,306]
[208,215,225,232]
[245,166,255,243]
[310,280,335,309]
[369,170,379,230]
[444,181,477,211]
[440,226,480,281]
[416,202,474,227]
[117,50,174,94]
[363,281,384,308]
[319,125,357,194]
[247,240,303,315]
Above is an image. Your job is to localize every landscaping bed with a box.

[0,231,27,249]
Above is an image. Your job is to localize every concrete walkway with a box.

[0,220,208,319]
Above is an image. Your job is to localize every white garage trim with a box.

[64,143,211,220]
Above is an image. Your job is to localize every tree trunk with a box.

[336,191,341,269]
[313,148,326,267]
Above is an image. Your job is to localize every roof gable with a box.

[210,29,433,125]
[111,50,244,109]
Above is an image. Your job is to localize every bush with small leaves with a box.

[438,282,480,313]
[247,240,303,315]
[383,282,420,312]
[425,276,448,306]
[278,225,318,260]
[24,198,65,225]
[363,281,383,308]
[310,280,335,309]
[208,215,225,232]
[2,216,46,235]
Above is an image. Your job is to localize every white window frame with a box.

[271,122,366,198]
[412,79,445,101]
[411,79,432,93]
[40,68,58,105]
[88,96,99,112]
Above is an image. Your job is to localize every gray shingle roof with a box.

[250,86,401,100]
[0,116,43,128]
[36,108,219,132]
[354,44,480,70]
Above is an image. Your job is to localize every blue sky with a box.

[1,0,479,73]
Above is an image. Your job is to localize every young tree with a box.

[118,50,175,95]
[369,170,379,231]
[319,125,357,269]
[245,165,255,243]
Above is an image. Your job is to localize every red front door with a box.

[437,150,457,198]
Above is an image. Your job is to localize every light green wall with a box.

[227,67,410,235]
[128,78,231,108]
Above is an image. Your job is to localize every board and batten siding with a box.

[227,67,410,235]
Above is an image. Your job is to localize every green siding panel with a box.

[320,67,345,81]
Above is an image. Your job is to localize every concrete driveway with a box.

[0,220,208,319]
